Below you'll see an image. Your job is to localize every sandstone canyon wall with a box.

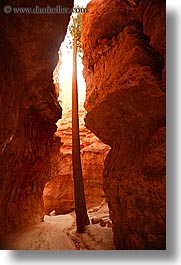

[0,0,73,236]
[82,0,166,249]
[43,108,110,215]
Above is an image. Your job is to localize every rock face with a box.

[43,145,109,215]
[43,107,110,214]
[0,0,73,236]
[82,0,166,249]
[82,143,110,208]
[43,153,74,215]
[43,138,74,215]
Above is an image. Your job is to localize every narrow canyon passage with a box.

[0,202,115,250]
[0,0,166,250]
[42,14,110,217]
[0,214,75,250]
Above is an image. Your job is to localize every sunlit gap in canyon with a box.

[42,0,114,250]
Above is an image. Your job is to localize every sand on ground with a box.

[0,201,115,250]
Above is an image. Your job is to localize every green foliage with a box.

[66,6,83,56]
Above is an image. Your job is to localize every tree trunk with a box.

[72,21,90,233]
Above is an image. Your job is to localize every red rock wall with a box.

[82,144,110,208]
[0,0,73,236]
[43,151,74,215]
[43,147,109,215]
[43,108,110,214]
[82,0,166,249]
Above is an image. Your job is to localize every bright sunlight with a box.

[54,0,90,115]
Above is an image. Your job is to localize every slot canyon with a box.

[0,0,166,250]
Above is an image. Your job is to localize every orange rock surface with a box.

[0,0,73,236]
[43,107,110,214]
[82,0,166,249]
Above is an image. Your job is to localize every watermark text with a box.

[3,5,88,15]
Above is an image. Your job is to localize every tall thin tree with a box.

[68,12,90,233]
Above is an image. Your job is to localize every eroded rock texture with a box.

[0,0,73,236]
[43,108,110,215]
[43,149,74,215]
[82,0,166,249]
[43,146,109,215]
[82,143,110,208]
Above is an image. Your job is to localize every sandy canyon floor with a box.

[0,202,115,250]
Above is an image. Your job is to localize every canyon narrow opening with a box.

[42,2,112,248]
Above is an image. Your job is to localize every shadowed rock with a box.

[82,0,166,249]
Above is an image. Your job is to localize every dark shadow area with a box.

[6,9,178,263]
